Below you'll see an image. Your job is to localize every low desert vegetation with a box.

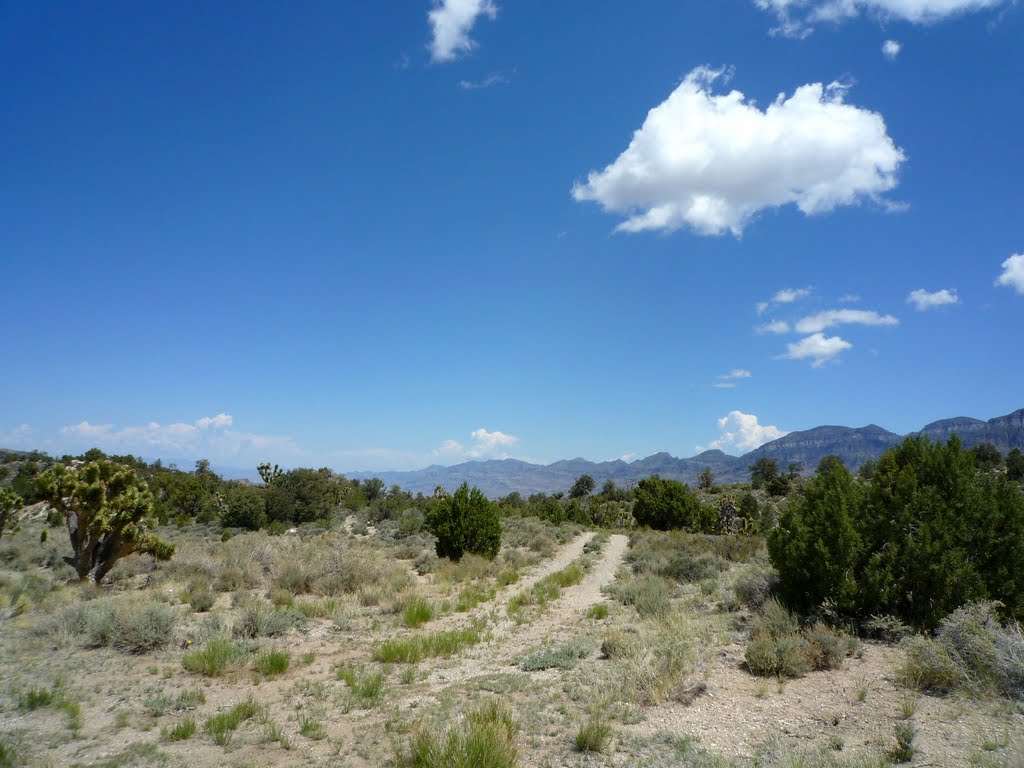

[1,441,1022,766]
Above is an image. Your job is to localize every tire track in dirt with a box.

[418,533,629,690]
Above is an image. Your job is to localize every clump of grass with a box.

[182,639,247,677]
[732,565,779,610]
[295,596,345,619]
[745,635,812,678]
[260,720,291,749]
[162,717,197,742]
[583,532,609,554]
[299,715,326,740]
[205,698,262,746]
[455,582,495,612]
[586,603,609,620]
[373,625,483,664]
[400,699,518,768]
[889,720,917,763]
[622,614,697,705]
[574,715,612,753]
[18,687,54,710]
[335,663,386,708]
[402,596,436,628]
[254,649,291,677]
[898,691,919,719]
[520,641,589,671]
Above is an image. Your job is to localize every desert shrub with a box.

[254,649,290,677]
[436,554,495,584]
[586,603,609,620]
[745,635,812,678]
[85,600,178,654]
[662,551,726,583]
[526,533,557,556]
[733,566,779,610]
[273,563,315,595]
[234,598,306,638]
[189,591,215,613]
[899,601,1024,697]
[426,483,501,561]
[213,563,259,592]
[745,600,854,677]
[264,468,340,525]
[401,699,517,768]
[398,508,425,537]
[609,575,672,619]
[520,641,589,671]
[632,476,714,531]
[803,622,857,671]
[183,639,247,676]
[574,716,612,753]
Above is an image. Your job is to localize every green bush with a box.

[632,476,713,531]
[744,635,812,678]
[769,439,1024,630]
[426,483,501,561]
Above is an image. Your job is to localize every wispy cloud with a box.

[459,71,509,90]
[795,308,899,334]
[57,414,302,463]
[757,287,813,315]
[755,320,791,335]
[756,0,1010,37]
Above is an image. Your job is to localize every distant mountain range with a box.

[350,408,1024,497]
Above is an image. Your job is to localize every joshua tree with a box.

[0,486,23,540]
[37,460,174,584]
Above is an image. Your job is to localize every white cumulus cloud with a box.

[907,288,960,310]
[428,0,498,63]
[434,428,520,460]
[795,308,899,333]
[756,0,1009,36]
[701,411,788,454]
[996,254,1024,295]
[781,333,853,367]
[882,39,903,59]
[757,287,813,315]
[572,67,905,236]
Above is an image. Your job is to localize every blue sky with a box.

[2,0,1022,472]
